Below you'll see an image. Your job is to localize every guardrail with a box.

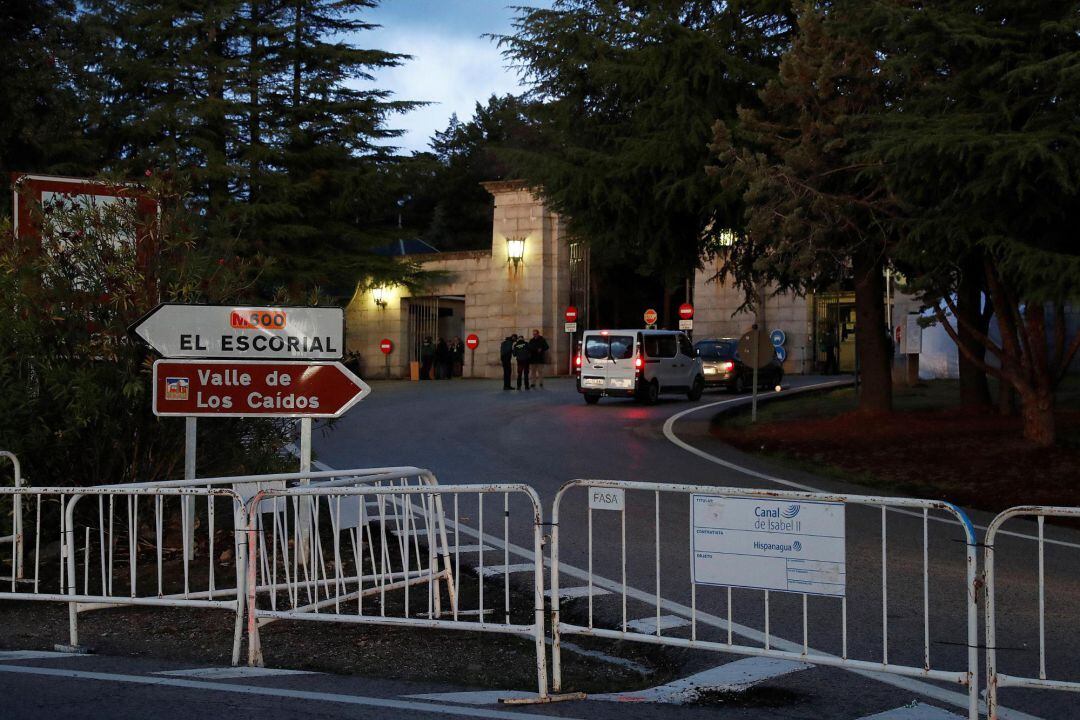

[985,505,1080,718]
[549,479,979,719]
[244,482,550,697]
[1,452,24,583]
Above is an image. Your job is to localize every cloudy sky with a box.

[358,1,549,154]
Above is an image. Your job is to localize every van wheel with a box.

[688,376,705,401]
[644,379,660,405]
[584,394,600,405]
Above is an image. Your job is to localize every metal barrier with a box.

[244,483,549,697]
[550,480,979,718]
[985,505,1080,718]
[1,452,24,583]
[0,486,248,660]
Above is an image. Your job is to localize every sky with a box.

[359,1,549,154]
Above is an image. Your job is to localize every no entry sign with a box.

[465,334,480,350]
[564,306,578,323]
[379,338,393,354]
[643,308,658,326]
[132,303,343,360]
[678,303,694,320]
[152,360,369,418]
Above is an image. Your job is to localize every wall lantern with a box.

[371,285,390,308]
[717,229,738,247]
[506,236,526,271]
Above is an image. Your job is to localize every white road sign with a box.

[565,322,578,334]
[691,495,845,597]
[905,314,923,354]
[132,304,343,359]
[589,487,625,511]
[678,318,693,331]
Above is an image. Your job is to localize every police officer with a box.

[500,334,516,390]
[513,333,531,390]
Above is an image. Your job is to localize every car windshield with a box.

[585,335,635,360]
[695,340,736,360]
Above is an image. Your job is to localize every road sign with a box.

[589,488,625,511]
[691,495,845,597]
[738,330,775,369]
[564,322,577,334]
[565,306,578,323]
[643,308,658,326]
[775,346,788,363]
[906,314,923,354]
[678,303,694,320]
[152,360,368,418]
[678,319,693,331]
[379,339,393,355]
[465,333,480,350]
[770,329,786,347]
[132,303,344,360]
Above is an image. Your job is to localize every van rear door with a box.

[581,332,637,393]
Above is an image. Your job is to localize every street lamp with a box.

[506,236,525,272]
[371,285,389,309]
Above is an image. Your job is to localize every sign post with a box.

[379,338,393,379]
[465,334,479,377]
[643,308,658,329]
[678,303,694,332]
[564,307,578,375]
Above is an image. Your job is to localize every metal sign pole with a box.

[184,417,196,560]
[470,348,475,378]
[752,325,759,423]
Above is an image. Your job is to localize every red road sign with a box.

[153,360,369,418]
[678,303,695,320]
[465,333,480,350]
[379,339,393,354]
[565,306,578,323]
[644,308,658,325]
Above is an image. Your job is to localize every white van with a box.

[575,329,705,405]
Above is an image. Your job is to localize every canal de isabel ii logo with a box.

[782,504,801,519]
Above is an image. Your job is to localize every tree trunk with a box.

[852,248,892,413]
[1019,386,1055,447]
[956,255,991,406]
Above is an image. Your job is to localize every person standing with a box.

[450,337,465,377]
[513,333,531,390]
[527,329,549,388]
[419,336,435,380]
[435,337,450,380]
[500,334,516,390]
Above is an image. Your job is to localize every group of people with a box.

[499,330,549,391]
[418,336,465,380]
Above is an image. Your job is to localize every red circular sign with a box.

[379,339,393,355]
[565,306,578,323]
[465,333,480,350]
[678,303,694,320]
[644,308,658,325]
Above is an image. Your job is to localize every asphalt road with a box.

[2,375,1076,719]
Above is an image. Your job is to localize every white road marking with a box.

[662,382,1080,551]
[0,650,91,660]
[544,586,611,600]
[549,638,651,675]
[478,564,535,578]
[625,615,689,634]
[454,544,494,553]
[154,666,317,679]
[0,664,584,720]
[856,704,965,719]
[590,657,809,704]
[406,690,538,705]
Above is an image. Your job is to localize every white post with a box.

[299,418,312,480]
[298,418,313,556]
[184,417,196,561]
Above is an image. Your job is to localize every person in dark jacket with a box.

[499,334,516,390]
[527,329,549,388]
[435,337,450,379]
[450,337,465,377]
[419,336,435,380]
[513,333,531,390]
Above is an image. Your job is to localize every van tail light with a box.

[720,361,734,372]
[634,355,643,376]
[574,354,582,373]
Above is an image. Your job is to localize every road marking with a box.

[406,690,538,705]
[154,666,317,679]
[0,664,583,720]
[478,564,535,578]
[856,704,965,719]
[545,586,610,600]
[662,381,1080,551]
[625,615,689,634]
[549,638,651,675]
[0,650,91,661]
[590,657,810,704]
[455,544,494,553]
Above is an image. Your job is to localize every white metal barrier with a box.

[244,483,550,697]
[0,451,24,582]
[550,480,979,718]
[985,505,1080,718]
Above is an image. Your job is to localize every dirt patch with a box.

[712,394,1080,513]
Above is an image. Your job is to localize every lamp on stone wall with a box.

[371,285,389,308]
[506,236,525,272]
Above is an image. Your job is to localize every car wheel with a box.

[584,394,601,405]
[688,375,705,401]
[732,375,745,394]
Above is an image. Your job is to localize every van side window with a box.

[678,334,694,357]
[642,335,661,358]
[657,335,677,358]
